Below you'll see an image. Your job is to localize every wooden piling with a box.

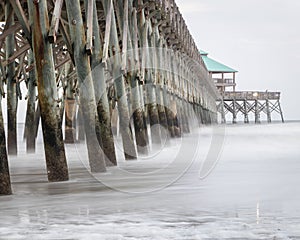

[25,51,36,152]
[6,2,18,155]
[31,0,69,181]
[104,0,137,160]
[128,5,149,155]
[0,95,12,195]
[64,64,76,143]
[255,99,261,124]
[65,0,106,172]
[88,0,117,166]
[220,91,283,124]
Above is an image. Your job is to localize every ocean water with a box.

[0,122,300,239]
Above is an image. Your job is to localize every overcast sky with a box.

[176,0,300,120]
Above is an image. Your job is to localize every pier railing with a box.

[221,91,281,101]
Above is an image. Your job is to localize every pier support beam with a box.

[31,0,69,181]
[244,100,249,124]
[6,3,18,155]
[66,0,106,172]
[232,99,237,124]
[0,96,12,195]
[278,100,285,123]
[104,0,137,160]
[25,51,37,152]
[64,65,76,144]
[255,99,261,124]
[89,0,117,166]
[266,99,272,123]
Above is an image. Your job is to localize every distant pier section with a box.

[200,51,284,123]
[219,91,284,124]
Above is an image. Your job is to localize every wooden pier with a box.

[217,91,284,124]
[200,51,284,124]
[0,0,219,195]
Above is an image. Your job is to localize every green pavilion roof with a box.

[200,51,238,73]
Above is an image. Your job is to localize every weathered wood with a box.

[8,0,31,41]
[174,96,183,137]
[0,23,22,44]
[141,17,162,145]
[219,91,284,123]
[222,91,281,101]
[66,0,106,172]
[164,90,175,138]
[170,94,181,137]
[31,0,69,181]
[2,43,31,68]
[154,32,169,141]
[103,0,137,160]
[244,100,249,123]
[85,0,93,55]
[48,0,64,43]
[64,98,76,143]
[63,63,76,143]
[6,3,18,155]
[25,51,37,153]
[156,88,169,137]
[232,98,237,124]
[87,0,117,166]
[0,95,12,195]
[255,100,260,124]
[266,99,271,123]
[181,100,190,133]
[122,2,149,154]
[278,100,285,123]
[33,102,41,139]
[76,107,85,141]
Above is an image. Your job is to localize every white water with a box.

[1,122,300,239]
